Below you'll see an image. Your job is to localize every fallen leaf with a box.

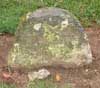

[2,72,11,79]
[55,73,61,82]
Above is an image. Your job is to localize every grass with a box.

[0,0,100,34]
[27,79,72,88]
[0,79,72,88]
[0,82,15,88]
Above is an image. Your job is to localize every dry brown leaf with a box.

[2,72,11,79]
[55,73,61,82]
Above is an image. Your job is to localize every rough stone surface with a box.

[8,7,93,68]
[28,68,50,81]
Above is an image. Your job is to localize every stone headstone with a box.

[8,7,93,68]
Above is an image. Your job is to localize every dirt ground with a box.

[0,27,100,88]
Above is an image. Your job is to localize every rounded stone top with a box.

[8,7,93,68]
[29,7,70,18]
[26,7,84,31]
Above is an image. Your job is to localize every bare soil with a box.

[0,27,100,88]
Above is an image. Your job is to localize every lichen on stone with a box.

[7,7,93,68]
[43,23,60,42]
[48,43,72,58]
[61,19,69,30]
[33,23,42,31]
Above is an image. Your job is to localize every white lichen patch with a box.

[11,43,20,63]
[49,17,52,21]
[84,33,88,40]
[81,44,93,64]
[11,53,16,62]
[61,19,69,29]
[71,39,79,49]
[33,23,42,31]
[13,43,20,52]
[14,43,19,47]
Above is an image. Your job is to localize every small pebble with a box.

[28,68,50,81]
[85,69,89,72]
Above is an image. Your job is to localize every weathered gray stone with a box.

[8,7,93,68]
[28,68,50,81]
